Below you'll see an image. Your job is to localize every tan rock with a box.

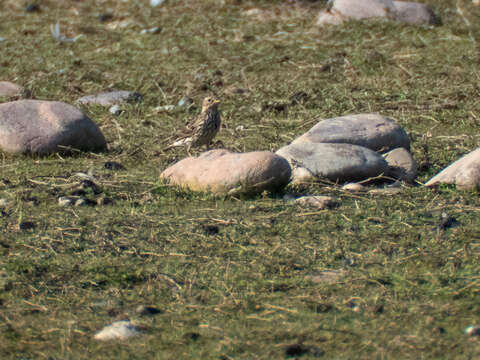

[425,148,480,190]
[160,149,291,195]
[0,81,23,98]
[0,100,106,154]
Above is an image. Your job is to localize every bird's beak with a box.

[213,99,220,104]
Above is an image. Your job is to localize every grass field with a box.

[0,0,479,358]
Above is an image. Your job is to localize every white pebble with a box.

[94,320,142,341]
[58,197,73,207]
[154,105,175,112]
[150,0,165,7]
[465,325,480,336]
[342,183,365,192]
[109,104,123,115]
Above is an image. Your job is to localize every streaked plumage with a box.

[165,96,221,155]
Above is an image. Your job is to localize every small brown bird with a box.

[165,96,221,155]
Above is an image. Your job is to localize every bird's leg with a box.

[186,144,192,157]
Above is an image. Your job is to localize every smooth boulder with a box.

[0,100,106,154]
[77,91,143,106]
[384,147,417,182]
[393,2,438,25]
[292,114,410,153]
[317,0,437,26]
[160,149,291,194]
[425,148,480,190]
[276,142,388,183]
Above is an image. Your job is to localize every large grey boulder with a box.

[393,1,439,25]
[160,149,291,194]
[293,114,410,153]
[425,148,480,190]
[0,100,106,154]
[317,0,437,26]
[276,142,388,183]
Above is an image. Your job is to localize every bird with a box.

[164,96,221,155]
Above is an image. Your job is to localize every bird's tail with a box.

[163,138,190,151]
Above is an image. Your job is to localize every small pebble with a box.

[94,320,142,341]
[140,27,162,35]
[73,172,97,183]
[295,195,338,210]
[58,196,73,207]
[74,198,86,207]
[342,183,365,192]
[177,96,194,108]
[109,104,123,115]
[154,105,175,112]
[150,0,165,6]
[282,194,296,202]
[0,198,9,207]
[465,325,480,336]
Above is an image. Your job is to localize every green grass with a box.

[0,0,480,358]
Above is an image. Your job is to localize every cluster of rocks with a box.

[160,113,416,195]
[0,81,479,196]
[317,0,439,26]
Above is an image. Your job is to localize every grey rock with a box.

[305,270,345,284]
[317,0,438,26]
[294,195,338,210]
[0,100,106,154]
[425,148,480,190]
[292,114,410,153]
[384,147,417,182]
[161,149,291,195]
[109,104,123,115]
[77,91,143,107]
[393,1,438,25]
[333,0,396,20]
[276,142,388,183]
[177,96,194,108]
